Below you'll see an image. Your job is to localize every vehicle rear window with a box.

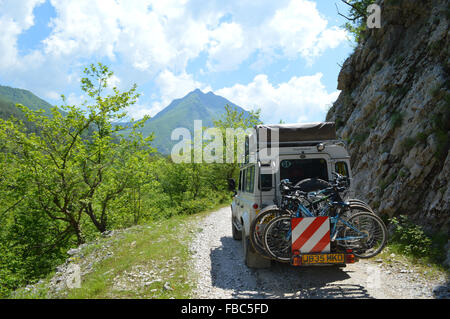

[280,159,328,185]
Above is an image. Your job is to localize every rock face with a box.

[326,0,449,234]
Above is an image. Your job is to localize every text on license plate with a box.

[302,253,345,264]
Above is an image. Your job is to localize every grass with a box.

[377,215,449,280]
[68,218,194,299]
[12,203,229,299]
[377,245,448,281]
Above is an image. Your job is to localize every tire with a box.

[295,178,331,192]
[347,199,374,213]
[263,216,292,263]
[232,215,242,240]
[249,208,288,258]
[339,212,388,258]
[347,203,375,216]
[242,226,271,268]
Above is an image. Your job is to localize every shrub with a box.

[389,215,443,260]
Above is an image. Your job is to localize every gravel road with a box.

[190,207,449,299]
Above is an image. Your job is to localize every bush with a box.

[389,215,444,262]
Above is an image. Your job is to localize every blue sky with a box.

[0,0,354,124]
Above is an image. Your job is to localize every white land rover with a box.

[230,122,353,268]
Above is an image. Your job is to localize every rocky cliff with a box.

[326,0,449,234]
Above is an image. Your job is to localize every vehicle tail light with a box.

[252,203,258,209]
[291,250,301,266]
[346,253,355,264]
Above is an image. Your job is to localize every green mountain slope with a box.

[0,95,27,121]
[0,85,247,155]
[131,89,247,154]
[0,85,53,113]
[0,85,56,131]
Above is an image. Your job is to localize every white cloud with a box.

[0,0,45,70]
[204,0,348,70]
[206,22,250,72]
[216,73,339,124]
[0,0,346,119]
[1,0,346,75]
[44,0,122,59]
[107,74,121,89]
[267,0,328,58]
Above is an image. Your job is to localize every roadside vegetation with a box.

[0,63,259,297]
[380,215,448,279]
[11,206,226,299]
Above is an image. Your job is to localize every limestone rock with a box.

[326,0,449,234]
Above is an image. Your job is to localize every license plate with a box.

[301,253,345,264]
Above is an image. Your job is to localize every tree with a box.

[336,0,376,43]
[0,63,154,245]
[211,104,262,184]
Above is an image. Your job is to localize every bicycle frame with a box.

[283,199,369,243]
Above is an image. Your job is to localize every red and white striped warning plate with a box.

[291,217,330,253]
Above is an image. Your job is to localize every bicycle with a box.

[262,181,387,263]
[250,174,374,257]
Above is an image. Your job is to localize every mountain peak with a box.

[135,88,247,154]
[190,88,204,95]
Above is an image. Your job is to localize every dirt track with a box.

[190,207,448,299]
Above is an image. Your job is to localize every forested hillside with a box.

[0,64,260,297]
[0,85,53,113]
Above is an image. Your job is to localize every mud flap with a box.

[242,228,271,269]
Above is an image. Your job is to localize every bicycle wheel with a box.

[339,212,387,258]
[347,199,374,213]
[336,203,375,221]
[250,208,289,258]
[263,216,292,263]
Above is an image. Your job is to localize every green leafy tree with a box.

[211,104,262,184]
[337,0,376,43]
[0,63,153,244]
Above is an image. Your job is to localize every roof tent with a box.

[252,122,337,148]
[257,122,336,142]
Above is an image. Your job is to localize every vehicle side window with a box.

[241,169,247,192]
[245,136,249,164]
[246,166,255,193]
[335,161,349,177]
[238,170,242,191]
